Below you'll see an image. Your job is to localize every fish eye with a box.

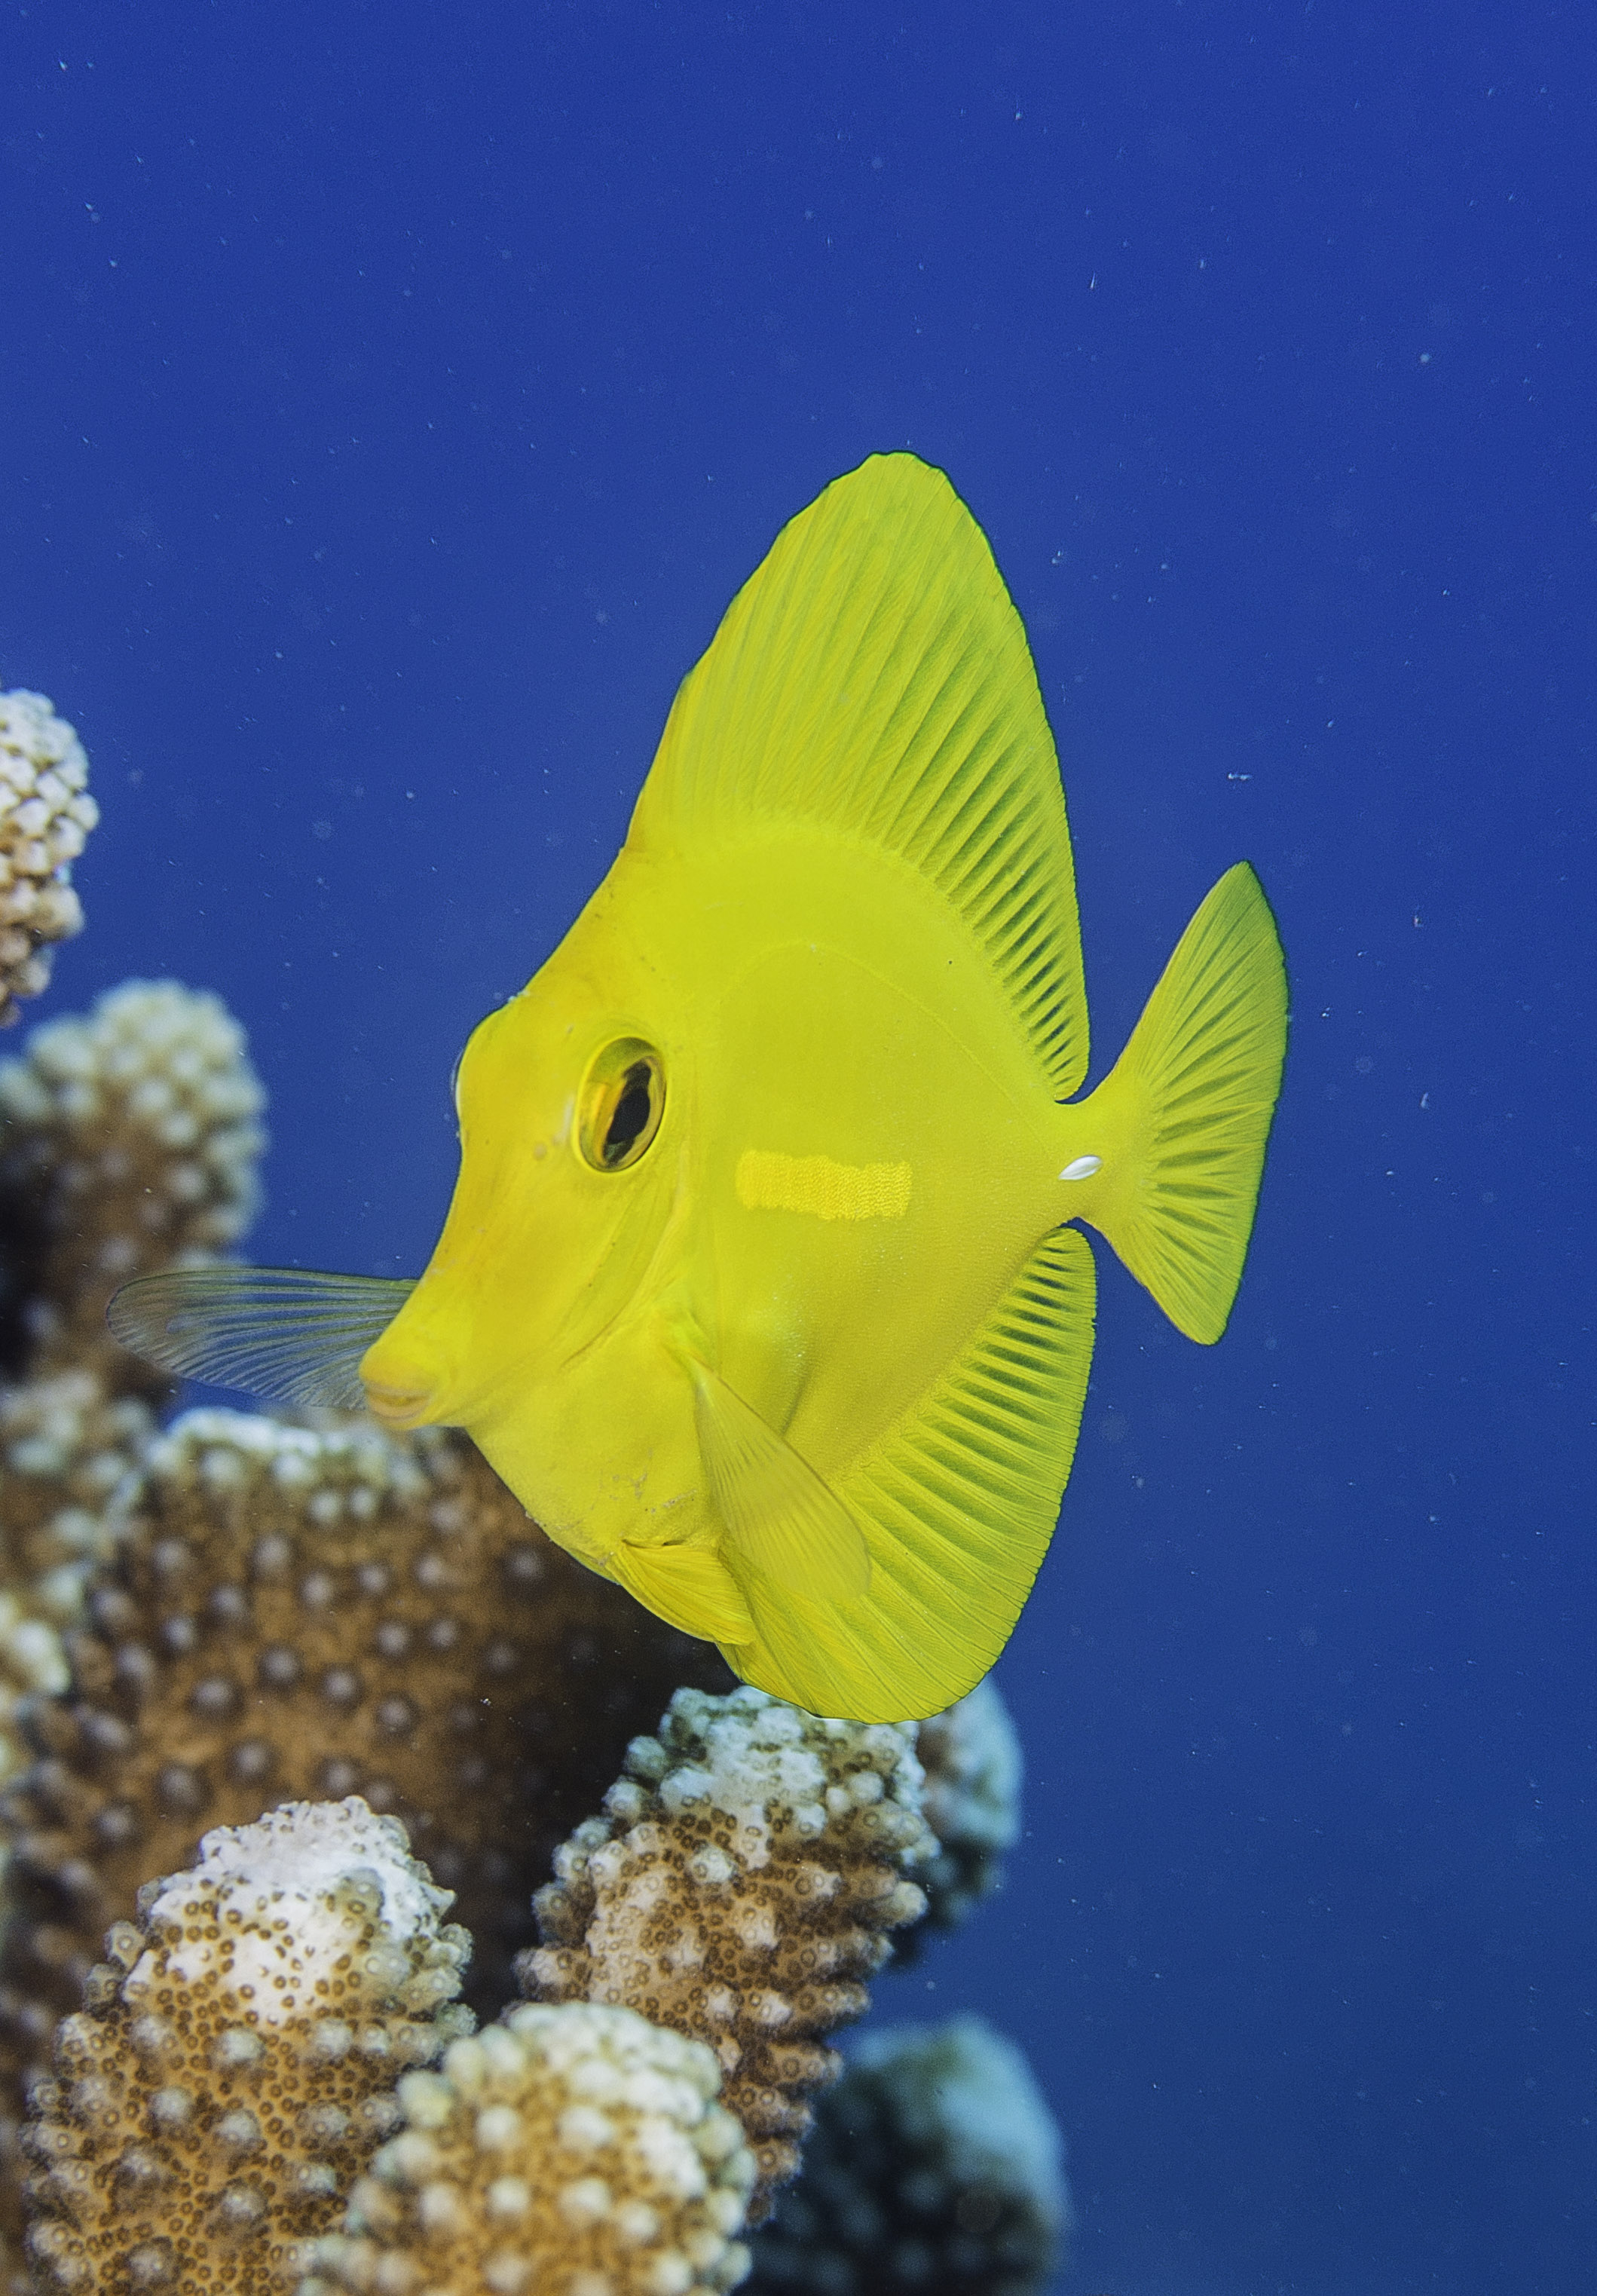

[577,1038,665,1172]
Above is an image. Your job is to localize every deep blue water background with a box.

[3,4,1593,2290]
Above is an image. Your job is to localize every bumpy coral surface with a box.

[0,693,97,1029]
[0,1370,154,1789]
[898,1680,1022,1958]
[309,2001,755,2296]
[522,1685,935,2209]
[0,980,268,1807]
[0,1413,725,2182]
[22,1797,473,2292]
[745,2016,1066,2296]
[0,980,266,1389]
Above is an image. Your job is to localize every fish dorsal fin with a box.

[689,1358,872,1603]
[722,1225,1097,1722]
[106,1265,415,1409]
[629,453,1090,1097]
[610,1533,754,1645]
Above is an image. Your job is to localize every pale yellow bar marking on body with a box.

[736,1149,913,1222]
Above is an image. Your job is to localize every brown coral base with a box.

[0,1419,729,2264]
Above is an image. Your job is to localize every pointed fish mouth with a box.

[361,1380,434,1431]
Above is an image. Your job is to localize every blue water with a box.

[3,5,1591,2289]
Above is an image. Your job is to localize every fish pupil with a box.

[579,1039,665,1171]
[602,1066,654,1165]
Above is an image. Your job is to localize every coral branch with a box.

[308,2002,755,2296]
[745,2016,1068,2296]
[895,1679,1021,1961]
[21,1796,473,2291]
[0,1372,153,1789]
[0,693,96,1030]
[519,1685,935,2212]
[0,981,267,1394]
[0,980,271,1804]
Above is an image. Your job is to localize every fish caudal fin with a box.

[1075,863,1287,1344]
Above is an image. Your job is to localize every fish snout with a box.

[359,1327,445,1430]
[361,1379,436,1431]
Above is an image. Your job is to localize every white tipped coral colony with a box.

[0,978,267,1304]
[0,977,268,1428]
[307,2000,756,2296]
[523,1684,936,2206]
[0,690,97,1025]
[133,1794,465,2022]
[21,1797,473,2291]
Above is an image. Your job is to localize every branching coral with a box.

[0,954,724,2277]
[0,1372,155,1780]
[308,2002,756,2296]
[17,1752,1057,2296]
[0,979,267,1391]
[0,1416,727,2258]
[0,979,271,1799]
[745,2016,1066,2296]
[22,1796,473,2291]
[0,693,97,1030]
[520,1685,935,2211]
[895,1680,1021,1958]
[0,693,1067,2296]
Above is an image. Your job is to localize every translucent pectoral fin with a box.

[689,1358,871,1603]
[610,1535,754,1643]
[106,1264,415,1409]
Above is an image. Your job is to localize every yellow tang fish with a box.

[111,454,1288,1725]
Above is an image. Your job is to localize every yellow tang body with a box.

[111,455,1288,1724]
[363,454,1287,1721]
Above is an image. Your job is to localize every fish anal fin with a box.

[690,1359,871,1603]
[724,1227,1097,1724]
[611,1535,754,1644]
